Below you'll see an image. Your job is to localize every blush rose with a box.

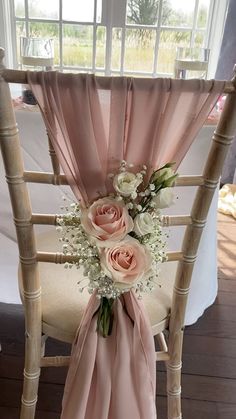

[81,197,134,247]
[100,237,152,289]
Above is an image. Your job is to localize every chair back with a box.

[1,47,236,344]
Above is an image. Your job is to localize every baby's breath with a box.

[56,161,178,300]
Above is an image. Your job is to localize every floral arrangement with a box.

[56,161,178,336]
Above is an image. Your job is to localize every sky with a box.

[16,0,210,21]
[170,0,196,12]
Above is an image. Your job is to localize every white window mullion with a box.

[62,19,96,26]
[160,26,199,32]
[205,0,215,48]
[59,0,63,70]
[25,0,29,37]
[104,0,127,76]
[92,0,98,72]
[112,69,171,77]
[207,0,229,78]
[120,27,126,76]
[0,0,17,68]
[153,31,160,76]
[190,0,199,48]
[103,0,113,76]
[105,29,112,75]
[153,0,163,76]
[125,24,156,30]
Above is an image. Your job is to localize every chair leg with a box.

[20,370,40,419]
[166,361,182,419]
[20,303,42,419]
[166,330,183,419]
[20,333,42,419]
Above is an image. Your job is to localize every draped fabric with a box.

[60,292,156,419]
[28,72,224,206]
[28,72,225,419]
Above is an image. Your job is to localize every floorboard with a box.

[157,372,236,404]
[215,291,236,306]
[0,407,60,419]
[158,353,236,379]
[185,317,236,339]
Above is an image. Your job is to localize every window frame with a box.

[0,0,229,78]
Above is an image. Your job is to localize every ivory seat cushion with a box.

[19,230,177,343]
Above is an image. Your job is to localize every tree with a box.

[127,0,171,26]
[127,0,171,46]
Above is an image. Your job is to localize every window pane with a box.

[157,30,191,74]
[63,0,94,22]
[28,0,59,19]
[194,31,204,48]
[14,0,25,17]
[124,28,155,72]
[16,21,26,64]
[162,0,195,27]
[197,0,210,29]
[96,0,102,23]
[62,25,93,67]
[96,26,106,68]
[112,28,122,71]
[126,0,159,25]
[29,23,59,65]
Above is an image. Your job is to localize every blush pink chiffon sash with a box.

[28,73,225,207]
[28,72,225,419]
[60,292,156,419]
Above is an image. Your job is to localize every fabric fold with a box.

[60,292,156,419]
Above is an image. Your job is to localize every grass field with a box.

[16,22,203,75]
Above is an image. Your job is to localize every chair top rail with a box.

[1,67,236,94]
[23,171,204,187]
[36,251,183,263]
[31,213,192,227]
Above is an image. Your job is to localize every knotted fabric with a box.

[28,71,225,419]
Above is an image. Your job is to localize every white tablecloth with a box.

[0,110,217,325]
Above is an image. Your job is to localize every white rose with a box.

[152,187,175,209]
[133,212,154,236]
[113,171,142,197]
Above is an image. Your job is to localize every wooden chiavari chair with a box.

[1,47,236,419]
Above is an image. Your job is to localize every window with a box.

[2,0,229,77]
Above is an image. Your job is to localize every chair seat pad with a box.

[19,230,176,343]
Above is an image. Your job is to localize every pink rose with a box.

[100,237,152,289]
[81,198,134,247]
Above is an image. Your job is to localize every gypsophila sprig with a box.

[56,161,178,337]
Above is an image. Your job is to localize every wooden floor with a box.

[0,212,235,419]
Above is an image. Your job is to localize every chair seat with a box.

[19,229,177,343]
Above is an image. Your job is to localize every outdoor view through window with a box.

[14,0,212,76]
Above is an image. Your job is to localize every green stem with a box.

[97,297,114,338]
[140,184,163,212]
